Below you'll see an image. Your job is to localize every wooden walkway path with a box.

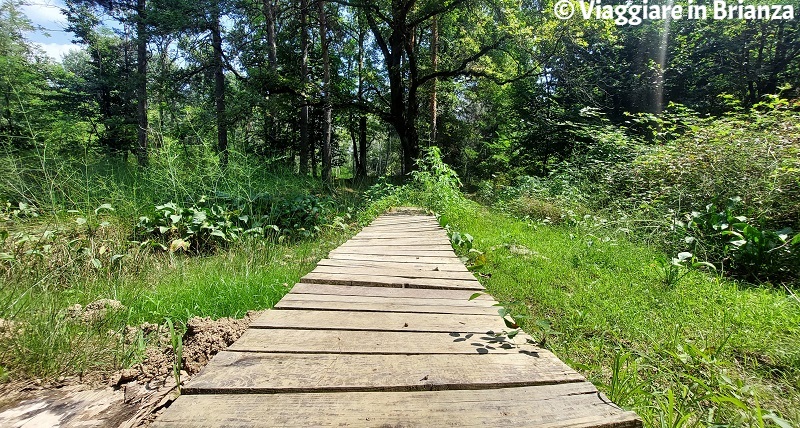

[154,211,641,427]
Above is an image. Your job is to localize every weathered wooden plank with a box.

[311,265,477,281]
[278,292,495,309]
[330,248,457,257]
[366,220,440,228]
[327,253,466,265]
[340,237,448,245]
[289,283,490,301]
[183,352,584,394]
[361,226,440,235]
[352,230,447,240]
[338,241,453,250]
[316,258,470,272]
[250,309,504,332]
[369,216,438,223]
[361,224,447,235]
[336,239,453,253]
[300,271,483,290]
[364,221,444,230]
[153,383,642,428]
[229,329,536,354]
[301,270,480,288]
[275,299,498,315]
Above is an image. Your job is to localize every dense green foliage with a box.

[476,105,800,287]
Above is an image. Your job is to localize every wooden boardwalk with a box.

[154,211,641,427]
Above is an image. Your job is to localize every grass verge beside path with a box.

[440,202,800,426]
[1,220,360,382]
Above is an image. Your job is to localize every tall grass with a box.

[400,149,800,426]
[0,142,369,380]
[0,142,324,218]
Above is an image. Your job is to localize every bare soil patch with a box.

[0,310,266,427]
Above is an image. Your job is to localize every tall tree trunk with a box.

[298,0,310,175]
[135,0,148,166]
[358,115,367,178]
[262,0,277,68]
[261,0,278,153]
[319,0,332,183]
[429,15,438,145]
[356,23,367,178]
[311,109,318,177]
[350,114,359,176]
[211,9,228,168]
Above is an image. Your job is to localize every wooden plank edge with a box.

[300,276,484,291]
[182,377,587,395]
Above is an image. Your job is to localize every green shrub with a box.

[135,199,246,254]
[409,147,465,211]
[612,108,800,231]
[363,177,397,203]
[678,198,800,282]
[135,191,332,253]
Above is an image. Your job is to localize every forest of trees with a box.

[2,0,798,182]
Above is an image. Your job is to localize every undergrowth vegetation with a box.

[0,147,376,380]
[475,103,800,288]
[400,148,800,426]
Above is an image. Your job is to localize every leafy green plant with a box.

[528,319,561,347]
[409,147,464,210]
[655,251,716,288]
[449,231,473,251]
[166,318,183,394]
[136,199,245,254]
[682,198,799,282]
[1,202,39,221]
[271,194,328,238]
[363,177,397,203]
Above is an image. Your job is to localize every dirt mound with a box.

[129,310,266,383]
[181,311,263,375]
[0,310,267,427]
[67,299,126,323]
[0,318,20,340]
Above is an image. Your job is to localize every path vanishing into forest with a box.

[153,209,641,427]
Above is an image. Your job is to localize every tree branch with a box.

[409,0,468,27]
[327,0,391,24]
[415,35,509,89]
